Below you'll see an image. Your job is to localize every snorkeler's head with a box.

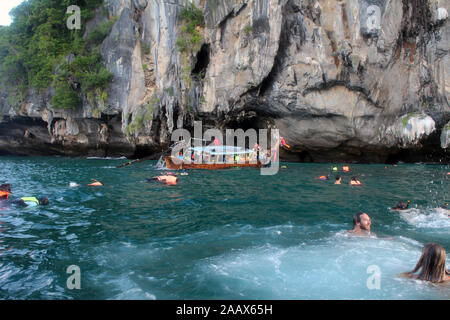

[38,197,49,205]
[440,203,449,209]
[394,201,409,210]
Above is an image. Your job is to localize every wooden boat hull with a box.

[164,156,265,170]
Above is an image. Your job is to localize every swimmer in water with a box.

[149,175,178,185]
[348,212,376,237]
[87,180,104,186]
[0,184,12,200]
[334,175,342,185]
[349,177,362,186]
[14,197,49,207]
[439,203,450,217]
[391,201,410,211]
[401,243,450,283]
[315,175,329,181]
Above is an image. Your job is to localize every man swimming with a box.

[349,212,376,237]
[149,175,178,185]
[391,201,410,211]
[335,176,342,185]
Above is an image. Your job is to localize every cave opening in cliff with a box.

[191,43,210,79]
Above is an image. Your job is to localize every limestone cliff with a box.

[0,0,449,163]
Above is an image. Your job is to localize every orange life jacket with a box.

[0,190,11,199]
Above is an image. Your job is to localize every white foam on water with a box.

[399,208,450,229]
[196,235,450,299]
[99,272,157,300]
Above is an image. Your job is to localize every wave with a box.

[398,207,450,229]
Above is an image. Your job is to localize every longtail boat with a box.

[164,145,267,170]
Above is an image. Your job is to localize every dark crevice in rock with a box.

[235,3,248,17]
[219,11,235,49]
[191,43,210,78]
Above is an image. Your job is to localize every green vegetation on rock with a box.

[0,0,113,111]
[176,3,204,89]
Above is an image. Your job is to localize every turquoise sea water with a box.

[0,156,449,299]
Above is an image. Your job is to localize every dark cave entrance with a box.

[192,43,210,79]
[222,112,272,150]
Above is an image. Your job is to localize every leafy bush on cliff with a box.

[0,0,113,110]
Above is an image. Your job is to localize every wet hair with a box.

[38,197,49,205]
[353,212,365,227]
[403,243,450,283]
[335,175,341,181]
[351,177,357,181]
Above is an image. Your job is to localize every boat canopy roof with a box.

[189,146,254,155]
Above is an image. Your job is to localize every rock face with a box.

[0,0,449,163]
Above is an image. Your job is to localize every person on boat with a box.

[349,177,362,186]
[335,175,342,185]
[391,201,410,211]
[151,175,178,185]
[14,197,49,207]
[280,136,291,149]
[349,212,376,237]
[0,184,12,200]
[401,243,450,283]
[88,180,104,186]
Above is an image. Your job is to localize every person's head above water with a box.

[402,243,450,283]
[392,201,409,210]
[38,197,49,205]
[349,177,362,185]
[352,212,372,232]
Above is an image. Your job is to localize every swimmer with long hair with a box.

[401,243,450,283]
